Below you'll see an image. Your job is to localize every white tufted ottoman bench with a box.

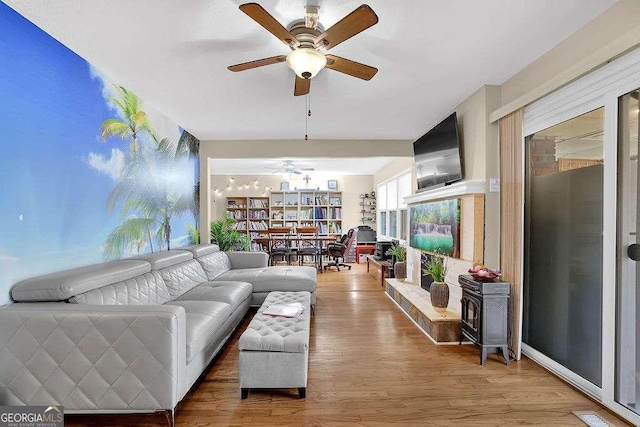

[239,291,311,399]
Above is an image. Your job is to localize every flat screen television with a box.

[413,112,463,192]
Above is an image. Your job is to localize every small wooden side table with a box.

[366,255,393,286]
[355,245,376,263]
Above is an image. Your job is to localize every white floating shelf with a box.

[403,180,485,204]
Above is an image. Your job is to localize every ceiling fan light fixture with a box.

[286,48,326,79]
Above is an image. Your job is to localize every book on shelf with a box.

[313,207,327,219]
[249,209,268,219]
[232,222,246,230]
[248,220,268,230]
[227,211,245,220]
[315,195,328,206]
[263,302,305,318]
[249,198,268,208]
[249,242,265,252]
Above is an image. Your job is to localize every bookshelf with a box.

[269,190,343,236]
[226,196,270,250]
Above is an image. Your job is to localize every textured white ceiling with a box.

[4,0,617,141]
[209,157,394,175]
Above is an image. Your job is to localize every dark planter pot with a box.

[394,262,406,282]
[430,281,449,312]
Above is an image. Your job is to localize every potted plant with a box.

[210,217,251,251]
[422,253,450,312]
[386,243,407,282]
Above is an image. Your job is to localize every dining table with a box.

[253,235,340,271]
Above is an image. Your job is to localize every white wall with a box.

[493,0,640,120]
[374,157,414,187]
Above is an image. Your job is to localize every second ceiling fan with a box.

[228,3,379,96]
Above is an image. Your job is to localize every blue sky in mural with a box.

[0,3,197,303]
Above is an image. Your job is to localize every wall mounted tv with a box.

[413,112,463,192]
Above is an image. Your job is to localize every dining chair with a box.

[267,227,292,266]
[295,226,321,271]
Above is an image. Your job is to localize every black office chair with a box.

[323,242,351,272]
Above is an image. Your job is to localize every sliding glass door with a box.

[521,47,640,425]
[523,108,604,389]
[616,89,640,416]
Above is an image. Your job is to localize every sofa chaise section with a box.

[181,244,317,306]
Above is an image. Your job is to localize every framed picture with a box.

[327,180,338,190]
[280,181,290,191]
[409,198,461,258]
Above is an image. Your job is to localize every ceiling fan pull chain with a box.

[305,94,309,141]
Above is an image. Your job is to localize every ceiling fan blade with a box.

[314,5,378,51]
[300,167,315,171]
[228,55,287,72]
[293,170,303,175]
[325,54,378,80]
[294,76,310,96]
[239,3,300,48]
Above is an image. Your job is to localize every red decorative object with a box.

[468,265,501,282]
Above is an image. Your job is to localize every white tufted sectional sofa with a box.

[0,244,317,419]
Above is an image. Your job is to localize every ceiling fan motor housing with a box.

[286,21,326,79]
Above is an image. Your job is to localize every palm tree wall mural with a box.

[0,2,200,304]
[100,87,200,259]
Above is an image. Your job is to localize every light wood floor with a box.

[69,263,630,426]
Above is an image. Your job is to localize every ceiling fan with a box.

[228,3,379,96]
[265,160,315,175]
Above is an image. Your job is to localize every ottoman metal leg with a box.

[298,387,306,399]
[241,388,249,399]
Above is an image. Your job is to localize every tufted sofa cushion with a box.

[239,291,310,353]
[164,301,231,362]
[69,271,171,306]
[175,281,252,312]
[11,260,151,302]
[156,259,208,299]
[193,252,231,281]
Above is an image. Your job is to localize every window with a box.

[377,171,411,240]
[378,184,387,210]
[389,211,397,237]
[379,211,387,236]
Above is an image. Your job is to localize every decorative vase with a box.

[430,281,449,313]
[394,261,407,282]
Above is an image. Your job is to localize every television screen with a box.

[413,112,463,192]
[409,198,460,258]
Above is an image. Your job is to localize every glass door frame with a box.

[603,82,640,425]
[520,47,640,426]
